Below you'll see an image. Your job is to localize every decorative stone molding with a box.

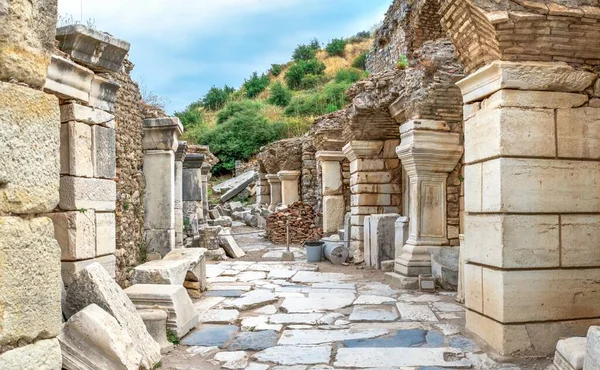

[142,117,184,152]
[277,170,301,207]
[395,119,462,277]
[342,141,383,162]
[44,55,93,103]
[56,24,131,73]
[266,174,282,211]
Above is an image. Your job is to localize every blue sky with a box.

[58,0,391,114]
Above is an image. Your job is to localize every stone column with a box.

[255,173,270,206]
[343,140,402,258]
[457,61,600,356]
[316,151,346,234]
[183,154,205,240]
[266,174,282,211]
[142,117,183,257]
[277,170,301,206]
[174,141,188,248]
[200,163,211,223]
[394,120,462,282]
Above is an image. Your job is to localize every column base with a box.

[395,243,446,277]
[384,272,418,290]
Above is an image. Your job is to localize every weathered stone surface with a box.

[62,254,116,287]
[483,90,588,110]
[354,295,396,305]
[0,338,62,370]
[252,345,332,366]
[132,259,189,285]
[213,351,248,369]
[138,309,172,354]
[584,326,600,369]
[349,305,399,322]
[0,216,62,346]
[60,102,114,125]
[220,171,257,202]
[59,176,116,211]
[95,212,116,257]
[181,324,238,347]
[56,24,131,73]
[59,303,142,370]
[44,54,93,102]
[227,330,278,351]
[60,121,93,177]
[46,210,96,261]
[163,248,206,283]
[278,329,388,345]
[125,284,199,338]
[364,214,398,269]
[270,314,324,325]
[396,303,438,322]
[145,229,176,257]
[281,295,355,313]
[218,228,246,258]
[90,75,120,113]
[557,108,600,159]
[0,82,60,213]
[334,347,471,368]
[92,125,116,179]
[198,309,239,324]
[291,271,350,283]
[182,167,202,201]
[224,290,278,311]
[554,337,585,370]
[143,150,174,230]
[142,117,183,152]
[64,263,161,369]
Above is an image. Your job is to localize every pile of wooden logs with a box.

[266,202,322,244]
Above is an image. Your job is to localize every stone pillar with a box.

[343,140,402,257]
[183,154,205,243]
[200,163,210,223]
[277,170,301,206]
[394,120,462,282]
[142,118,183,257]
[457,61,600,356]
[266,174,282,211]
[174,141,188,248]
[316,151,346,234]
[256,173,271,206]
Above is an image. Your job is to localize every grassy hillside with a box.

[176,33,372,174]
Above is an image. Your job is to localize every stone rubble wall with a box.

[0,0,63,366]
[301,137,318,212]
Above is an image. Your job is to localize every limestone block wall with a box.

[0,0,63,365]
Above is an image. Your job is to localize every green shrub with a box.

[284,81,351,117]
[292,44,317,62]
[175,101,203,130]
[325,38,347,57]
[267,82,292,107]
[396,54,409,69]
[201,85,234,111]
[300,74,325,89]
[284,59,326,90]
[243,72,270,98]
[216,100,263,124]
[270,64,284,77]
[309,38,321,51]
[334,68,363,84]
[321,81,351,109]
[347,30,371,44]
[352,52,368,70]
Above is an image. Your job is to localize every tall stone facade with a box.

[0,0,63,366]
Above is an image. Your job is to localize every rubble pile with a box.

[266,202,322,244]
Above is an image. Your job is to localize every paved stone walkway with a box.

[162,225,554,370]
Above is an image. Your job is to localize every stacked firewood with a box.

[266,202,322,244]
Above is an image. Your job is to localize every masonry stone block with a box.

[59,176,116,211]
[142,117,183,152]
[145,229,176,257]
[61,254,116,287]
[96,212,116,257]
[0,81,60,214]
[350,172,392,185]
[46,210,96,261]
[464,214,560,268]
[351,194,391,206]
[464,107,555,164]
[557,107,600,159]
[92,125,116,179]
[56,24,131,73]
[0,338,62,370]
[463,163,482,212]
[0,217,62,346]
[584,326,600,369]
[60,121,93,177]
[89,75,120,113]
[350,184,401,194]
[182,167,202,201]
[479,158,600,213]
[483,90,588,110]
[60,102,114,125]
[144,151,175,230]
[349,159,386,173]
[44,54,93,103]
[364,214,399,269]
[351,206,379,215]
[323,195,345,234]
[463,263,483,313]
[560,215,600,268]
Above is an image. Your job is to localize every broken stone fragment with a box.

[59,303,143,370]
[218,228,246,259]
[64,263,161,369]
[132,258,189,285]
[139,309,173,354]
[0,338,62,370]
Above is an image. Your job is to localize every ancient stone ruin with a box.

[2,0,600,369]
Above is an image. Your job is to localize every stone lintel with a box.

[399,119,450,134]
[266,174,281,184]
[342,141,384,162]
[142,117,184,152]
[315,150,346,162]
[56,24,131,73]
[90,75,120,113]
[175,141,188,162]
[277,170,301,181]
[183,153,205,169]
[44,54,93,103]
[456,61,597,104]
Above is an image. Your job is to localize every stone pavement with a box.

[162,251,554,369]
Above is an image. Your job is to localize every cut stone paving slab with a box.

[270,313,324,325]
[241,316,269,330]
[207,283,252,292]
[317,312,344,325]
[246,363,270,370]
[433,301,463,312]
[194,297,226,312]
[397,303,439,322]
[349,305,399,322]
[354,295,397,305]
[206,265,224,278]
[268,269,298,279]
[204,290,247,298]
[208,276,238,283]
[252,345,332,366]
[334,347,471,368]
[214,350,248,369]
[254,305,278,315]
[255,323,283,332]
[311,282,355,290]
[343,329,427,348]
[281,295,354,313]
[237,271,267,281]
[277,328,389,345]
[180,324,238,347]
[224,290,278,311]
[186,346,219,357]
[227,330,278,351]
[400,294,441,303]
[198,309,239,324]
[291,271,351,283]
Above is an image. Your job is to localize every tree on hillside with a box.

[243,72,270,98]
[284,59,326,90]
[202,85,234,111]
[292,44,318,62]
